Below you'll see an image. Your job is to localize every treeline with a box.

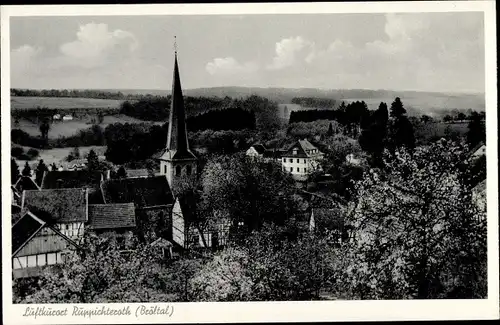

[291,97,336,108]
[121,94,279,131]
[187,108,255,132]
[11,88,141,100]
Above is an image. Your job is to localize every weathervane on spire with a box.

[174,35,177,55]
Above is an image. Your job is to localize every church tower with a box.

[159,45,197,194]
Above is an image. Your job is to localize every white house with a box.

[62,114,73,121]
[12,211,81,278]
[281,139,324,181]
[21,188,88,242]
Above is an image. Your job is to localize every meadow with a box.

[11,96,123,110]
[11,114,163,139]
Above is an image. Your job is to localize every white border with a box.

[1,1,498,323]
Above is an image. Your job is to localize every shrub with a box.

[27,148,40,159]
[11,147,24,158]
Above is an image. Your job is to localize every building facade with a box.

[281,139,324,181]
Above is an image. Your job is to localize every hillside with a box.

[99,87,485,113]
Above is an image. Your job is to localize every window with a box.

[293,149,298,155]
[297,167,300,172]
[37,254,46,266]
[164,165,167,174]
[186,165,192,176]
[175,165,182,176]
[27,255,37,267]
[296,159,299,163]
[290,167,293,172]
[282,158,286,162]
[289,158,293,163]
[304,159,306,164]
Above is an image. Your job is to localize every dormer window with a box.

[293,149,298,155]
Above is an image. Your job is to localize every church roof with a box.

[41,170,103,189]
[101,176,174,208]
[165,52,197,161]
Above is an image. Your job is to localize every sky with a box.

[10,12,485,93]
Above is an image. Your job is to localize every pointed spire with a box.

[166,39,195,160]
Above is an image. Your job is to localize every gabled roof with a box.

[88,203,136,230]
[22,188,88,223]
[125,169,149,178]
[12,210,81,257]
[101,176,174,207]
[14,176,40,192]
[12,211,46,255]
[282,139,323,158]
[41,170,103,189]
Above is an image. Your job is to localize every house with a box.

[13,176,40,193]
[309,208,348,244]
[21,188,88,242]
[53,114,61,120]
[246,144,267,159]
[281,139,324,181]
[150,237,174,260]
[62,114,73,121]
[471,142,486,160]
[41,170,105,204]
[125,169,150,179]
[12,210,81,279]
[87,203,136,234]
[171,196,231,251]
[101,176,175,240]
[41,170,104,189]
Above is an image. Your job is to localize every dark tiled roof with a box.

[252,144,266,154]
[88,203,136,230]
[125,169,149,178]
[283,139,322,158]
[102,176,174,207]
[41,170,103,189]
[12,211,45,255]
[262,149,286,159]
[14,176,40,192]
[22,188,88,223]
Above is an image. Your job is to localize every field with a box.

[11,114,163,139]
[11,96,123,110]
[15,145,107,171]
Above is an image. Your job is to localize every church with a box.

[158,48,198,194]
[158,47,231,251]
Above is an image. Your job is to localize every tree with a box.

[456,112,466,122]
[337,140,486,299]
[11,159,20,184]
[466,112,485,149]
[359,102,389,165]
[327,122,334,137]
[420,115,432,124]
[117,166,127,178]
[67,147,81,162]
[15,233,178,303]
[97,112,104,124]
[22,162,31,177]
[390,97,406,118]
[87,149,99,172]
[39,118,51,140]
[388,98,415,151]
[443,115,452,123]
[51,163,58,171]
[35,159,49,186]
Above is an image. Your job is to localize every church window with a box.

[186,165,192,176]
[175,165,182,176]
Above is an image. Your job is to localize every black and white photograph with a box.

[1,1,498,323]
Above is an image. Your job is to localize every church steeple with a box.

[159,39,197,195]
[166,51,191,156]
